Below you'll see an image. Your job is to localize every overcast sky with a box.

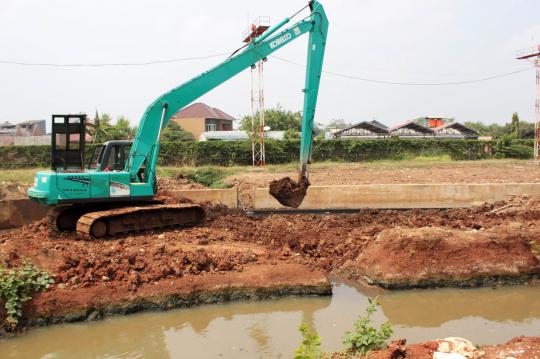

[1,0,539,129]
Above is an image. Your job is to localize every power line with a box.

[0,51,533,86]
[0,53,228,67]
[271,55,534,86]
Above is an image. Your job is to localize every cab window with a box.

[106,145,124,171]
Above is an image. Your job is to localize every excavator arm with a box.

[128,0,328,206]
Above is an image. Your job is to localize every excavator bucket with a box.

[269,176,310,208]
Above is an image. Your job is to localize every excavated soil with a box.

[353,336,540,359]
[0,181,27,201]
[1,196,540,333]
[269,176,310,208]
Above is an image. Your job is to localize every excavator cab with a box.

[88,140,133,172]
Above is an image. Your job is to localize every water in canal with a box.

[2,281,540,358]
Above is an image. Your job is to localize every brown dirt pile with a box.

[157,175,206,191]
[2,197,539,290]
[363,336,540,358]
[269,176,310,208]
[207,196,540,286]
[0,182,27,201]
[356,224,540,287]
[479,336,540,358]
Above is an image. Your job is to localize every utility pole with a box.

[516,45,540,161]
[243,17,270,166]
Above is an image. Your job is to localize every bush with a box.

[0,138,534,169]
[182,167,231,188]
[342,297,393,355]
[0,260,54,328]
[493,137,533,159]
[294,322,322,359]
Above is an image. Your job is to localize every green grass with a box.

[0,168,46,184]
[2,158,530,186]
[157,166,245,188]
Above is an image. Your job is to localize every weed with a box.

[0,260,54,328]
[342,297,393,356]
[294,322,322,359]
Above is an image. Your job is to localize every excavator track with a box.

[76,203,205,239]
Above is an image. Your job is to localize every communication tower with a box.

[516,45,540,161]
[243,17,270,166]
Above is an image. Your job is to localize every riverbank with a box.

[1,196,540,334]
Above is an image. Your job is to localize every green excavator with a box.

[27,1,328,238]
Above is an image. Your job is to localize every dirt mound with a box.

[364,336,540,358]
[479,336,540,358]
[356,224,540,287]
[157,176,206,191]
[269,176,310,208]
[0,182,28,201]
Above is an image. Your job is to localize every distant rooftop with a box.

[172,103,236,121]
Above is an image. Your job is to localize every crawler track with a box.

[75,204,205,239]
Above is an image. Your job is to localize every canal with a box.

[2,281,540,358]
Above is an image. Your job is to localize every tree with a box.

[109,116,135,140]
[325,118,351,130]
[87,113,137,142]
[87,113,113,143]
[511,112,520,138]
[240,105,302,132]
[161,121,194,141]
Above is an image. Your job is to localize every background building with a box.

[0,120,48,146]
[170,103,235,140]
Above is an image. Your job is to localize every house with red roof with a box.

[170,103,235,140]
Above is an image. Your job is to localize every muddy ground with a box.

[0,195,539,332]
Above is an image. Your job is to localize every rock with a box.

[198,237,209,245]
[87,310,100,321]
[436,337,476,358]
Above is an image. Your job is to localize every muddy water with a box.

[2,282,540,358]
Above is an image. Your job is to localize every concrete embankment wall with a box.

[166,189,238,208]
[0,199,48,229]
[0,188,239,230]
[254,183,540,210]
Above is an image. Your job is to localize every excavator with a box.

[27,0,328,238]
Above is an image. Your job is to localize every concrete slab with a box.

[0,199,49,229]
[167,188,238,208]
[254,183,540,210]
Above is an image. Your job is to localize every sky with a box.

[1,0,539,129]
